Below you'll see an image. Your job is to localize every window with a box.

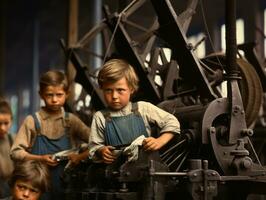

[22,89,30,109]
[188,32,206,58]
[10,95,18,133]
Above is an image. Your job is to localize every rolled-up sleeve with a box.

[68,113,91,146]
[10,116,35,161]
[139,101,180,135]
[88,111,106,160]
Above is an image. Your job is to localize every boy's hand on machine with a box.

[142,137,163,151]
[99,146,116,164]
[41,154,58,166]
[68,153,81,166]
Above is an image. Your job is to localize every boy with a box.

[0,99,14,198]
[88,59,180,164]
[1,160,50,200]
[10,70,90,199]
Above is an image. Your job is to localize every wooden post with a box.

[67,0,79,109]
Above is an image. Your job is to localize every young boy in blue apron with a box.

[11,70,90,199]
[88,59,180,164]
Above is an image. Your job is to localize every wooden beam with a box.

[67,0,79,108]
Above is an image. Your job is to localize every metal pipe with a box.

[225,0,238,77]
[150,172,187,176]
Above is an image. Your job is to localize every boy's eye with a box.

[47,94,54,97]
[103,89,112,93]
[103,88,127,94]
[17,184,40,194]
[117,89,126,93]
[17,184,27,190]
[30,188,39,194]
[45,93,64,97]
[0,122,9,126]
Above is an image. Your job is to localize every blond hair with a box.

[98,59,139,92]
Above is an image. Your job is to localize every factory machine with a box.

[61,0,266,199]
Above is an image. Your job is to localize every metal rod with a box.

[175,150,190,172]
[150,172,187,176]
[167,150,187,168]
[160,139,187,158]
[225,0,238,77]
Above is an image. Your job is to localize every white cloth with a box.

[123,135,146,162]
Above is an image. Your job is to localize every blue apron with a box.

[31,112,71,200]
[103,103,149,147]
[0,180,10,198]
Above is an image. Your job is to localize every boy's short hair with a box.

[98,59,139,91]
[9,160,50,193]
[39,70,69,93]
[0,99,12,118]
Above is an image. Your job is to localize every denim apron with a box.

[31,112,71,200]
[0,179,10,198]
[103,103,148,147]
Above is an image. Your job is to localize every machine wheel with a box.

[201,54,263,128]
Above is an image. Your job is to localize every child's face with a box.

[39,85,68,114]
[0,113,12,139]
[102,77,133,110]
[12,180,41,200]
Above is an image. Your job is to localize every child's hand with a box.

[143,133,174,151]
[68,153,81,166]
[41,154,58,166]
[142,137,163,151]
[98,146,116,164]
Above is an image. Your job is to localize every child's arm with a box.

[11,116,59,166]
[10,116,41,161]
[68,149,89,166]
[88,111,116,163]
[142,132,174,151]
[24,154,58,166]
[138,101,180,151]
[69,113,91,142]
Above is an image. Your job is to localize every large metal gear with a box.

[201,54,263,128]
